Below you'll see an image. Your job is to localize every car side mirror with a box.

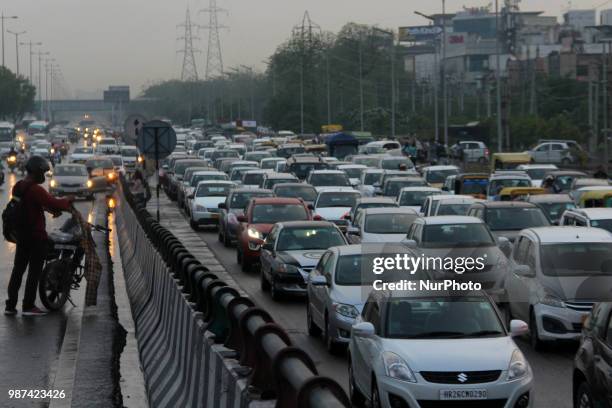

[509,319,529,337]
[352,322,375,338]
[188,194,195,199]
[309,275,328,286]
[237,215,247,223]
[218,202,226,209]
[498,237,512,257]
[401,238,417,248]
[346,226,360,236]
[514,265,535,278]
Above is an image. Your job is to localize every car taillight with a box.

[484,148,490,157]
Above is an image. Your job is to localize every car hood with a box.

[361,232,407,243]
[491,230,521,243]
[193,196,226,208]
[543,275,612,303]
[277,250,325,268]
[315,207,351,220]
[383,336,515,372]
[332,285,368,312]
[249,224,274,234]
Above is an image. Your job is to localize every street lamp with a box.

[373,27,396,139]
[20,40,42,82]
[1,12,18,68]
[6,29,25,76]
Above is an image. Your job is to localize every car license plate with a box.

[440,390,487,400]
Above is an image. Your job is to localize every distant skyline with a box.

[3,0,610,97]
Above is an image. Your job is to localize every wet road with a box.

[0,170,100,408]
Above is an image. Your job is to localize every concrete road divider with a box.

[115,177,350,408]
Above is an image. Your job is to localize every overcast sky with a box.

[2,0,607,97]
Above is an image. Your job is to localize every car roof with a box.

[362,207,418,215]
[230,188,272,195]
[192,170,224,175]
[517,164,558,170]
[430,194,474,202]
[276,220,337,229]
[527,194,573,203]
[386,176,424,182]
[423,165,459,171]
[490,173,531,180]
[356,197,396,204]
[265,173,297,179]
[337,164,368,169]
[547,170,588,177]
[251,197,304,205]
[567,208,612,220]
[475,201,538,209]
[527,226,612,243]
[56,163,86,168]
[399,186,442,193]
[376,289,490,301]
[310,169,345,174]
[273,182,314,189]
[420,215,483,225]
[195,180,235,186]
[244,169,274,174]
[317,187,360,194]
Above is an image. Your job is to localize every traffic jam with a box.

[153,128,609,408]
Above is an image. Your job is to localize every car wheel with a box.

[348,358,366,407]
[306,302,321,337]
[270,279,282,301]
[324,314,344,355]
[239,251,250,272]
[189,220,198,231]
[371,380,382,408]
[260,269,270,291]
[529,310,546,351]
[223,229,232,247]
[575,381,594,408]
[218,229,223,243]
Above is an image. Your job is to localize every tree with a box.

[0,67,36,122]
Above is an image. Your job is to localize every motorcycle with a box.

[38,211,109,310]
[6,154,17,173]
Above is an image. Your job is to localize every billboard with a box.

[399,26,443,42]
[103,86,130,103]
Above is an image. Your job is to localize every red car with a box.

[236,197,313,271]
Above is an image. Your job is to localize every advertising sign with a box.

[399,25,443,42]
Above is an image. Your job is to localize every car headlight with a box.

[86,179,93,188]
[278,263,300,274]
[333,302,359,319]
[382,351,417,383]
[107,172,116,180]
[507,349,529,381]
[540,293,564,308]
[49,179,57,188]
[195,204,207,212]
[137,155,144,163]
[247,227,263,240]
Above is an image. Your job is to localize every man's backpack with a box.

[2,183,34,243]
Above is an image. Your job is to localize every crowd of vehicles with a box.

[157,128,612,408]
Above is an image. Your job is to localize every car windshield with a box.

[175,161,206,175]
[275,185,318,201]
[460,179,489,195]
[86,159,113,169]
[426,169,458,184]
[243,173,265,185]
[54,165,88,176]
[590,219,612,233]
[385,297,504,339]
[490,179,532,195]
[363,172,383,186]
[341,167,364,179]
[486,207,550,230]
[245,152,271,161]
[310,173,350,187]
[74,148,93,154]
[266,178,294,188]
[541,243,612,276]
[261,160,283,169]
[289,162,328,179]
[276,227,345,251]
[399,191,441,206]
[384,180,425,197]
[252,204,308,224]
[537,202,576,222]
[317,192,360,208]
[556,175,580,192]
[524,169,551,180]
[436,203,471,216]
[381,158,413,170]
[212,150,239,159]
[230,192,273,209]
[110,157,122,166]
[364,213,416,234]
[195,184,232,197]
[354,157,382,167]
[422,223,495,248]
[191,174,227,186]
[278,146,305,157]
[121,149,138,157]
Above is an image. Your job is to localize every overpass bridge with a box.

[33,98,155,124]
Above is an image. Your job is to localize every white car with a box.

[451,140,490,163]
[506,226,612,349]
[397,187,443,213]
[189,180,235,230]
[313,188,361,231]
[420,165,459,188]
[96,137,120,154]
[349,290,532,408]
[70,147,95,164]
[337,164,368,187]
[307,170,352,192]
[260,157,287,170]
[347,207,418,244]
[559,208,612,233]
[184,171,229,211]
[421,194,478,217]
[120,146,141,171]
[516,164,558,187]
[358,169,385,197]
[241,169,273,189]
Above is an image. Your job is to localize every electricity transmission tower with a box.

[178,7,200,81]
[201,0,227,79]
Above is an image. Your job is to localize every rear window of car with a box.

[86,159,114,169]
[251,204,308,224]
[54,165,88,176]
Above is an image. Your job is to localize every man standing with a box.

[4,156,73,316]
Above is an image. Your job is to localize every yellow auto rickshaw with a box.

[491,153,532,172]
[453,173,489,199]
[579,190,612,208]
[499,187,546,201]
[304,144,327,155]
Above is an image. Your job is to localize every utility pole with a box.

[529,48,537,115]
[6,30,24,76]
[37,51,49,119]
[358,36,364,131]
[20,40,41,82]
[240,65,255,120]
[442,0,449,147]
[374,27,396,138]
[177,7,200,81]
[326,50,331,124]
[200,0,227,79]
[434,48,440,142]
[1,12,18,68]
[495,0,503,152]
[603,42,609,174]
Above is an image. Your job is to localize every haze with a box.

[3,0,603,97]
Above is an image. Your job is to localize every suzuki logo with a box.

[457,373,468,383]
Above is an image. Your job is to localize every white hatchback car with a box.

[347,207,419,244]
[349,290,532,408]
[189,180,235,229]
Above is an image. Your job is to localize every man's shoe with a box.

[22,306,48,316]
[4,308,17,316]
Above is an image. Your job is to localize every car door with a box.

[349,212,364,244]
[532,144,550,163]
[507,236,532,321]
[599,313,612,407]
[310,252,332,327]
[550,143,565,164]
[260,226,278,279]
[352,301,380,393]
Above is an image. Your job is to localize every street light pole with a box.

[37,51,49,119]
[495,0,504,152]
[1,12,18,68]
[442,0,449,148]
[21,41,41,82]
[6,30,25,76]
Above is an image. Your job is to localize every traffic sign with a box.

[123,114,147,144]
[137,120,177,160]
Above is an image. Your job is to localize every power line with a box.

[200,0,227,79]
[177,7,200,81]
